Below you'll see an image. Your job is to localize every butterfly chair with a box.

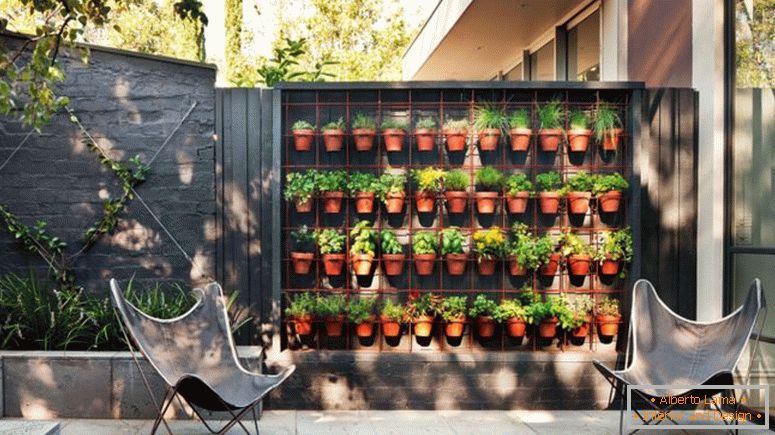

[110,279,295,435]
[594,279,766,435]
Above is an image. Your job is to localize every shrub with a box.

[474,105,505,130]
[538,100,564,129]
[291,225,315,252]
[443,118,469,132]
[493,299,527,322]
[381,118,408,130]
[285,292,317,318]
[349,220,377,256]
[283,170,317,203]
[347,172,379,194]
[316,170,347,193]
[508,109,531,129]
[564,171,595,193]
[559,232,592,256]
[412,231,438,255]
[535,171,562,192]
[323,118,345,130]
[352,112,376,130]
[592,172,629,195]
[444,169,469,192]
[380,230,404,255]
[381,299,406,322]
[440,227,466,255]
[568,110,590,129]
[411,167,445,194]
[441,296,467,321]
[475,167,503,191]
[468,294,498,317]
[594,104,622,141]
[347,298,376,324]
[594,227,633,263]
[472,227,506,260]
[504,173,533,195]
[407,293,441,318]
[292,119,315,130]
[415,117,437,130]
[315,294,347,317]
[315,228,346,254]
[377,172,407,203]
[597,296,620,317]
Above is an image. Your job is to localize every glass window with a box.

[505,63,523,80]
[529,41,554,80]
[567,9,600,81]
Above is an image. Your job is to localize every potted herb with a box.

[595,104,623,151]
[291,119,315,152]
[474,105,504,151]
[412,231,438,276]
[537,100,564,152]
[567,110,592,153]
[411,167,445,213]
[349,220,377,276]
[285,292,316,336]
[441,295,467,338]
[284,169,317,213]
[506,223,536,276]
[380,299,405,338]
[568,295,594,340]
[352,112,377,151]
[443,118,469,152]
[347,172,380,214]
[316,294,347,337]
[414,117,437,152]
[441,227,467,276]
[322,118,345,152]
[534,296,571,339]
[407,293,440,338]
[594,227,632,276]
[317,170,347,214]
[503,172,533,214]
[472,227,506,275]
[508,109,532,152]
[535,234,560,278]
[378,172,407,214]
[474,167,503,214]
[381,118,407,152]
[347,297,377,338]
[559,232,592,279]
[380,229,406,276]
[468,294,498,338]
[564,171,595,215]
[290,225,315,275]
[443,169,469,214]
[536,171,562,214]
[494,299,527,338]
[593,172,629,213]
[315,228,346,276]
[596,296,621,339]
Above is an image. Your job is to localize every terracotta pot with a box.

[602,128,623,151]
[567,128,592,152]
[355,315,376,338]
[290,252,314,275]
[506,318,527,338]
[415,128,437,151]
[478,129,501,151]
[568,254,591,277]
[323,129,345,152]
[538,129,562,152]
[322,191,344,214]
[382,254,406,276]
[354,191,375,214]
[476,316,496,338]
[540,252,561,277]
[597,314,621,338]
[325,315,345,337]
[385,191,406,214]
[294,198,313,213]
[507,256,528,276]
[567,191,591,214]
[509,128,532,151]
[445,316,466,338]
[381,315,402,337]
[352,254,374,276]
[382,129,406,152]
[292,129,314,151]
[413,254,436,275]
[445,253,468,275]
[477,257,497,275]
[598,190,622,213]
[445,191,468,214]
[506,191,529,214]
[353,128,376,151]
[538,191,560,214]
[599,257,621,276]
[475,191,498,214]
[538,316,559,338]
[572,317,591,338]
[292,314,314,336]
[413,314,434,337]
[444,129,468,152]
[414,191,436,213]
[322,253,346,276]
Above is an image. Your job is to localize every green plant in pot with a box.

[284,169,317,213]
[592,172,629,213]
[474,166,503,214]
[378,172,407,214]
[596,295,621,340]
[440,295,467,338]
[537,100,564,152]
[568,294,594,341]
[594,103,623,151]
[506,223,537,276]
[493,298,528,338]
[322,118,345,152]
[440,227,467,276]
[535,171,562,215]
[315,228,346,276]
[474,105,505,151]
[410,167,445,213]
[352,112,377,151]
[381,118,407,152]
[503,172,533,214]
[594,227,632,276]
[414,117,438,152]
[507,109,532,151]
[347,172,380,214]
[380,229,406,276]
[407,293,441,338]
[315,294,348,337]
[468,294,498,338]
[443,169,469,214]
[412,231,438,276]
[472,226,506,276]
[563,171,595,215]
[535,234,560,279]
[380,299,406,338]
[290,225,315,275]
[285,292,316,336]
[348,297,377,338]
[316,170,347,214]
[567,110,592,153]
[528,295,571,339]
[291,119,315,152]
[349,220,377,276]
[559,232,592,281]
[443,118,469,152]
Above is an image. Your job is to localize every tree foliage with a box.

[736,0,774,88]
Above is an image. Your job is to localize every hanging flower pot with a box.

[538,316,559,338]
[602,128,623,151]
[413,314,434,337]
[382,254,406,276]
[540,252,561,277]
[538,192,560,214]
[598,190,623,213]
[506,317,527,338]
[353,128,376,151]
[354,192,375,214]
[324,314,345,337]
[505,191,529,214]
[509,128,531,151]
[567,191,591,215]
[599,256,621,276]
[444,129,468,152]
[476,315,496,338]
[322,191,345,213]
[596,314,621,338]
[414,191,436,213]
[290,252,314,275]
[291,315,314,336]
[383,129,406,152]
[381,315,402,338]
[351,254,374,276]
[413,254,436,275]
[567,129,592,152]
[323,129,345,152]
[474,192,498,214]
[415,128,437,152]
[478,129,501,151]
[571,316,592,339]
[444,316,466,338]
[445,191,468,214]
[355,315,376,338]
[292,128,314,151]
[507,256,528,276]
[567,254,591,277]
[385,191,406,214]
[294,198,313,213]
[322,253,346,276]
[477,257,497,276]
[538,129,562,152]
[445,253,468,276]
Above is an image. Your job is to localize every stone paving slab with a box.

[0,421,59,434]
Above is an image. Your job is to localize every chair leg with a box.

[252,406,259,435]
[151,386,179,435]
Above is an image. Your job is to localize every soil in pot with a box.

[445,317,466,338]
[567,254,591,277]
[352,254,374,276]
[602,128,623,151]
[385,191,406,214]
[538,316,559,338]
[322,253,346,276]
[567,192,591,214]
[506,191,529,214]
[599,258,621,276]
[325,315,345,337]
[355,316,376,338]
[445,191,468,214]
[383,129,405,152]
[538,192,560,214]
[382,254,406,276]
[538,129,562,152]
[506,318,527,338]
[322,191,344,213]
[567,129,592,152]
[507,257,528,276]
[414,254,436,275]
[475,191,498,214]
[323,129,345,152]
[414,192,436,213]
[353,128,376,151]
[477,258,497,276]
[354,192,375,214]
[292,315,314,336]
[293,129,314,151]
[476,316,496,338]
[540,252,561,277]
[509,128,531,151]
[598,190,622,213]
[597,315,621,338]
[381,316,402,338]
[295,198,313,213]
[415,129,437,151]
[445,253,468,276]
[478,129,501,151]
[444,130,467,152]
[413,315,434,337]
[290,252,314,275]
